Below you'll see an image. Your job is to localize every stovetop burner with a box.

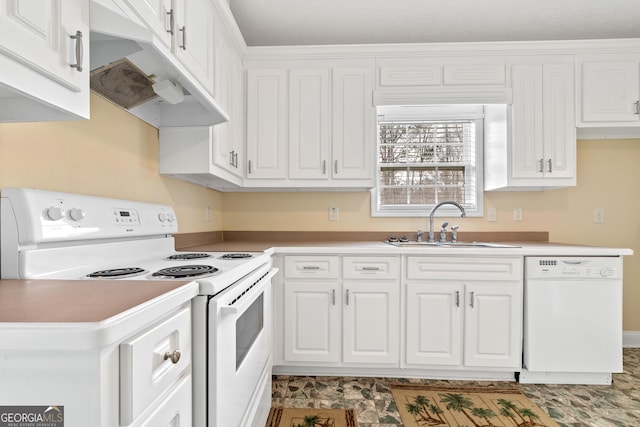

[87,267,147,279]
[151,264,219,279]
[220,253,253,259]
[166,253,212,260]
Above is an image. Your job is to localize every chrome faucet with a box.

[427,201,466,243]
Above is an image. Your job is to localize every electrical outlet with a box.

[513,208,523,221]
[205,206,213,221]
[487,207,497,222]
[329,207,339,221]
[594,208,605,224]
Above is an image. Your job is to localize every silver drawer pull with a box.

[361,266,380,271]
[70,30,83,72]
[302,266,320,270]
[634,100,640,115]
[164,350,181,364]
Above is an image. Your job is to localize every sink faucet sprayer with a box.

[427,201,466,243]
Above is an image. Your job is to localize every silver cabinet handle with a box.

[634,100,640,115]
[302,265,320,270]
[538,158,544,173]
[469,291,475,308]
[455,290,460,307]
[547,159,552,173]
[229,151,235,167]
[248,160,252,174]
[361,266,380,271]
[179,26,186,50]
[70,31,83,72]
[322,160,327,174]
[234,152,239,168]
[166,9,174,35]
[332,289,336,305]
[163,350,181,364]
[345,289,350,306]
[334,160,338,174]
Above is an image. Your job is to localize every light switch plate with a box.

[329,207,339,221]
[487,207,497,222]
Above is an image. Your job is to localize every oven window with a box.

[235,293,264,370]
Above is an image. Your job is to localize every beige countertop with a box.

[0,279,199,350]
[0,279,194,323]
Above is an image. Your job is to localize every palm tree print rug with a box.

[390,384,560,427]
[265,408,358,427]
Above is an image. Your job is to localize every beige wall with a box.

[1,94,639,330]
[0,94,223,232]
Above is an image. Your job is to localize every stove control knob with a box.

[46,206,64,221]
[167,213,176,222]
[69,208,85,221]
[158,212,167,222]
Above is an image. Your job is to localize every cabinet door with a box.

[289,68,331,179]
[406,282,463,366]
[543,62,575,179]
[283,281,340,363]
[246,68,288,179]
[463,283,522,368]
[581,60,640,123]
[510,63,544,179]
[332,67,374,180]
[173,0,214,94]
[211,16,240,176]
[510,57,575,182]
[123,0,172,48]
[0,0,88,92]
[342,282,399,364]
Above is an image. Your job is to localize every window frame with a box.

[371,105,484,218]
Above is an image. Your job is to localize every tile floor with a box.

[270,348,640,427]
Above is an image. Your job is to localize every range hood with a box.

[89,0,229,128]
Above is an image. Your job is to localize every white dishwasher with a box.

[520,256,623,385]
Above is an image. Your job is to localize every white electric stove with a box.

[0,188,276,427]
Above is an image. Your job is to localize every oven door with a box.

[209,263,277,427]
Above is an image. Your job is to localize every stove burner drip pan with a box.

[87,267,147,279]
[167,253,212,260]
[152,265,219,279]
[220,253,253,259]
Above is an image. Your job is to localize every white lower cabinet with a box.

[0,300,193,427]
[279,255,400,366]
[405,256,523,370]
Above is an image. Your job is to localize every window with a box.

[371,105,484,217]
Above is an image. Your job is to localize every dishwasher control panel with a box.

[525,257,622,280]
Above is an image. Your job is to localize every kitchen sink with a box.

[386,241,520,248]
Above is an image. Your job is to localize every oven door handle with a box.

[220,267,278,317]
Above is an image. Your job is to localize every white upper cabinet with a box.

[245,59,375,189]
[578,53,640,125]
[0,0,90,122]
[245,68,288,179]
[332,67,374,180]
[211,11,244,179]
[122,0,172,48]
[173,0,215,94]
[377,56,506,87]
[485,55,576,190]
[288,68,331,179]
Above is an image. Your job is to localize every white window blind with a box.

[373,107,483,217]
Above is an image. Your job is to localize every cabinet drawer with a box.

[120,306,192,425]
[284,256,339,278]
[407,256,523,281]
[135,375,192,427]
[343,256,399,279]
